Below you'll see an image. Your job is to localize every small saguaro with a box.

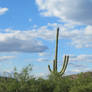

[48,28,69,76]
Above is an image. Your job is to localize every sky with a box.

[0,0,92,77]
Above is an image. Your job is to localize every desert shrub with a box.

[0,65,92,92]
[69,83,92,92]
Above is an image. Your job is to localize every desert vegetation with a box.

[0,65,92,92]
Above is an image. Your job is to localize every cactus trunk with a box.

[54,27,59,72]
[48,28,69,76]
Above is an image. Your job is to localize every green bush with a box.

[70,83,92,92]
[0,65,92,92]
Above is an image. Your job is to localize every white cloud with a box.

[0,8,8,15]
[29,23,92,48]
[69,62,86,68]
[0,56,15,62]
[36,0,92,48]
[37,58,48,62]
[0,22,92,54]
[0,29,48,53]
[67,68,91,74]
[36,0,92,25]
[64,54,92,74]
[38,52,48,57]
[70,54,92,62]
[44,24,92,48]
[70,69,81,73]
[58,54,92,74]
[29,18,32,22]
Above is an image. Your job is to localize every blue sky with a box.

[0,0,92,77]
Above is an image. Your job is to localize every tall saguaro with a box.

[48,28,69,76]
[54,27,59,72]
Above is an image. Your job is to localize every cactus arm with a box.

[53,60,55,72]
[60,56,69,75]
[64,56,69,72]
[59,56,67,73]
[62,56,69,73]
[48,65,52,72]
[54,27,59,72]
[63,56,69,71]
[61,56,69,75]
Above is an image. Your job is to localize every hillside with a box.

[68,71,92,79]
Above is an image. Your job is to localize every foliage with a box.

[0,65,92,92]
[69,83,92,92]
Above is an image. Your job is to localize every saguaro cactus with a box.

[48,28,69,76]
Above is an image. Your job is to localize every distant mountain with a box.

[68,71,92,80]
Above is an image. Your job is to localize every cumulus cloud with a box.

[29,18,32,22]
[38,52,49,57]
[0,38,47,53]
[0,8,8,15]
[65,54,92,74]
[36,0,92,25]
[0,22,92,54]
[37,58,48,62]
[27,23,92,48]
[0,29,48,53]
[49,25,92,48]
[0,56,15,62]
[61,25,92,48]
[67,68,91,74]
[70,54,92,62]
[36,0,92,48]
[69,63,86,68]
